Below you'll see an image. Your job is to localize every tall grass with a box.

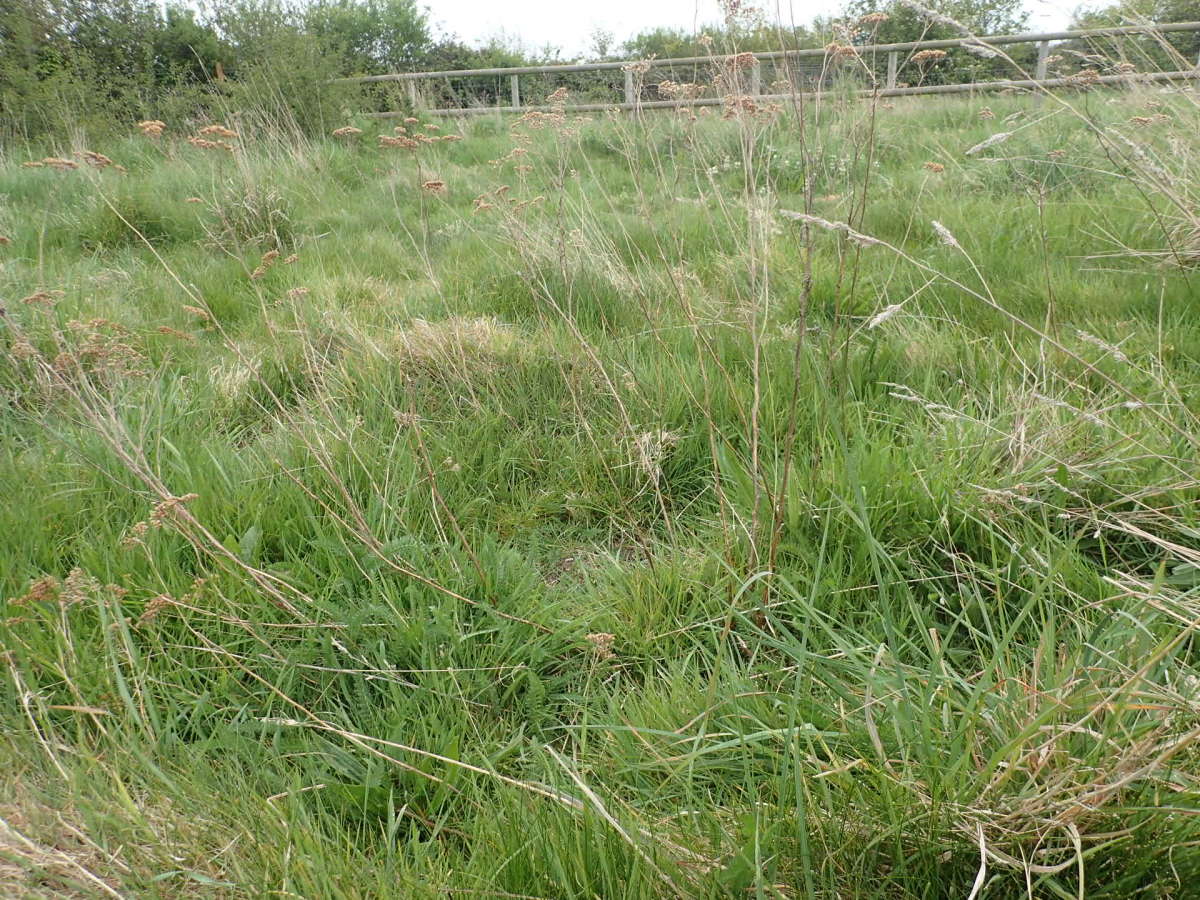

[3,18,1200,896]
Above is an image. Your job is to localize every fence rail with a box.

[336,21,1200,116]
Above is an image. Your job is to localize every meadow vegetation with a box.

[3,28,1200,897]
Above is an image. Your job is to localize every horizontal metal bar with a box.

[335,22,1200,84]
[361,69,1200,117]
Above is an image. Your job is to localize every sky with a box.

[424,0,1090,56]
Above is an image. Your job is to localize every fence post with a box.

[406,79,418,110]
[510,74,520,109]
[624,68,635,106]
[886,51,898,89]
[750,61,762,95]
[1035,40,1050,80]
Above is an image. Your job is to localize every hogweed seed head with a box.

[585,632,616,660]
[198,124,238,139]
[911,49,948,65]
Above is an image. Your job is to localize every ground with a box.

[2,86,1200,896]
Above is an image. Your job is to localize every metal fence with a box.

[336,22,1200,117]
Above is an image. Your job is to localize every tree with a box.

[840,0,1029,43]
[303,0,431,75]
[1070,0,1200,67]
[839,0,1033,85]
[152,6,230,84]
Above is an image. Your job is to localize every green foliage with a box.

[841,0,1035,84]
[302,0,429,75]
[1070,0,1200,68]
[3,87,1200,896]
[843,0,1030,37]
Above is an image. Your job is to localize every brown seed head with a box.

[198,124,239,139]
[912,49,948,65]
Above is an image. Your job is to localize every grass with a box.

[2,81,1200,897]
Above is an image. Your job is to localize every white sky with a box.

[425,0,1089,56]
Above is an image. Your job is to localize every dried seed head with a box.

[931,220,960,248]
[379,134,419,150]
[778,210,883,248]
[867,304,903,329]
[825,43,858,60]
[198,124,239,139]
[187,136,234,152]
[22,290,63,307]
[332,126,363,137]
[964,131,1013,156]
[76,150,115,169]
[137,594,174,627]
[923,161,945,173]
[60,568,100,607]
[911,49,948,65]
[728,51,759,71]
[149,493,199,528]
[585,632,616,660]
[962,40,1000,59]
